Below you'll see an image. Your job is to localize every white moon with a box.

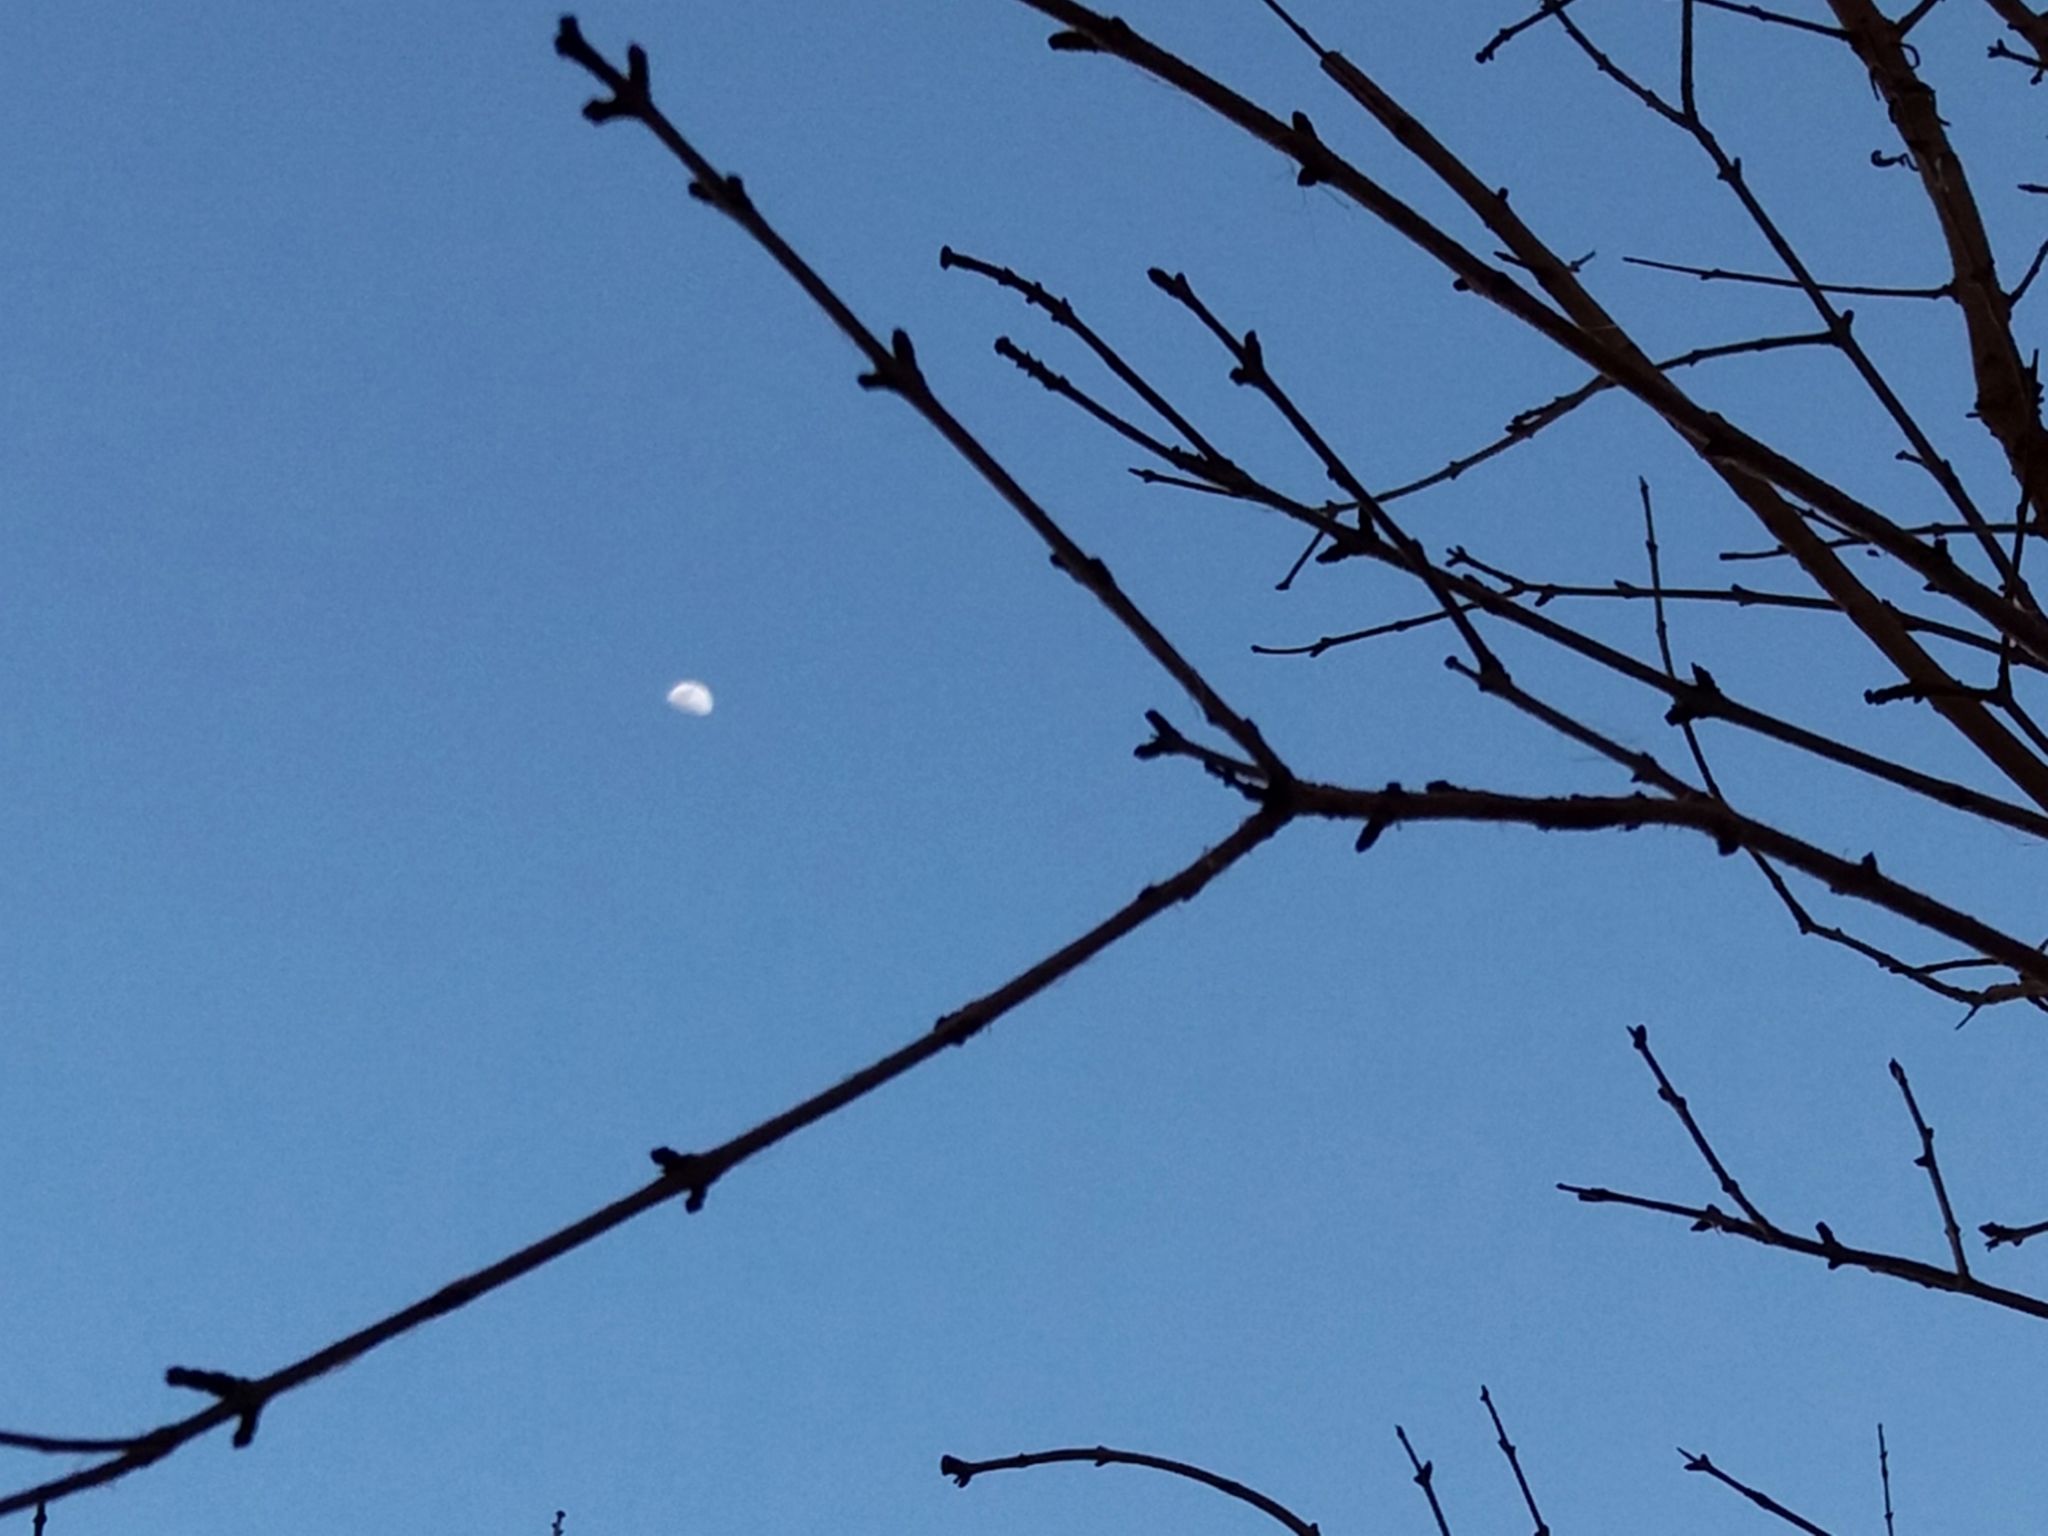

[666,680,714,717]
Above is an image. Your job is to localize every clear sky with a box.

[6,3,2046,1533]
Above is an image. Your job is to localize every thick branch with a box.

[1288,777,2048,988]
[1831,0,2048,525]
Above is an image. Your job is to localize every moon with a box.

[666,680,714,717]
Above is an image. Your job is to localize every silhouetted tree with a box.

[9,5,2048,1530]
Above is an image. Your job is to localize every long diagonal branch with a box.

[0,21,1331,1517]
[0,803,1290,1518]
[555,20,1289,787]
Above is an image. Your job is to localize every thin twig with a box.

[1625,253,1950,299]
[1566,1044,2048,1324]
[1681,1448,1838,1536]
[939,1446,1322,1536]
[1695,0,1850,38]
[1981,1215,2048,1248]
[1149,266,1507,679]
[1375,329,1835,506]
[941,245,1234,468]
[1721,519,2039,563]
[2007,238,2048,306]
[1985,0,2048,73]
[1878,1424,1895,1536]
[1479,1387,1550,1536]
[1890,1059,1972,1277]
[1989,39,2048,78]
[1475,0,1581,64]
[1634,485,1945,1004]
[1395,1426,1457,1536]
[1631,1024,1776,1231]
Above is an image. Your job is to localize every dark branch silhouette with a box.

[1563,1030,2048,1325]
[940,1445,1322,1536]
[16,3,2048,1524]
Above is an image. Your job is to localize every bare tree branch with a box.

[1984,0,2048,77]
[1695,0,1851,39]
[558,19,1291,787]
[1396,1425,1459,1536]
[1020,0,2048,810]
[1625,253,1952,299]
[1830,0,2048,533]
[1890,1058,1972,1277]
[940,1445,1323,1536]
[1681,1448,1839,1536]
[1878,1423,1897,1536]
[0,799,1287,1518]
[1480,1387,1551,1536]
[1563,1033,2048,1326]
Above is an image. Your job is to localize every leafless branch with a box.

[1878,1424,1896,1536]
[1395,1425,1458,1536]
[1635,1021,1776,1228]
[0,24,1328,1517]
[1564,1033,2048,1325]
[1480,1387,1550,1536]
[1023,0,2048,813]
[1889,1059,1972,1276]
[1721,519,2040,563]
[1374,329,1836,506]
[1981,1215,2048,1248]
[1695,0,1850,38]
[0,798,1285,1518]
[1830,0,2048,537]
[1681,1448,1838,1536]
[1988,37,2048,78]
[558,19,1290,786]
[1474,1,1582,65]
[941,244,1235,468]
[952,236,2048,852]
[939,1446,1323,1536]
[1984,0,2048,73]
[1549,4,2029,603]
[1625,253,1950,299]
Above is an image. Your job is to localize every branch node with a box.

[649,1146,714,1212]
[858,329,924,393]
[164,1366,263,1448]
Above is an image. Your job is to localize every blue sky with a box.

[6,2,2047,1532]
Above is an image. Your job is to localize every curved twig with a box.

[940,1445,1321,1536]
